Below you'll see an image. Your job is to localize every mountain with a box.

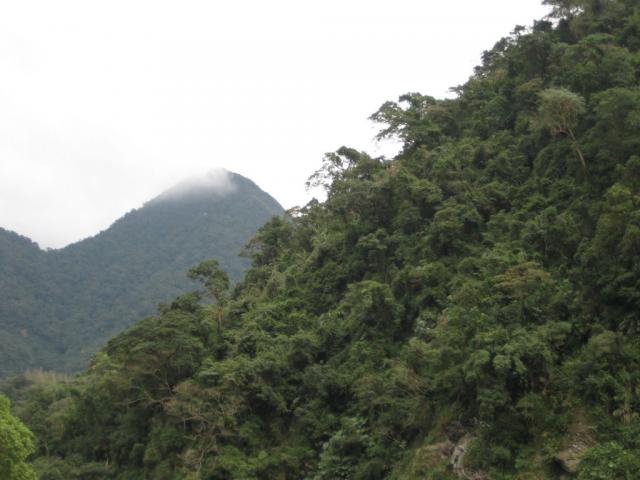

[4,1,640,479]
[0,170,283,375]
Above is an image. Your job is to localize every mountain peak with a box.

[0,170,283,375]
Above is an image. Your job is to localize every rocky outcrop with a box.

[417,440,455,464]
[554,410,596,475]
[410,423,488,479]
[449,434,487,480]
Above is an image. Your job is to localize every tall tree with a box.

[188,259,230,331]
[538,87,587,170]
[0,395,36,480]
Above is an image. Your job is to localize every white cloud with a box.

[154,168,236,202]
[0,0,550,248]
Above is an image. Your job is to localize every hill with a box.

[0,170,283,375]
[4,1,640,478]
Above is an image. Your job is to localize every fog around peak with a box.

[0,1,550,249]
[154,169,236,202]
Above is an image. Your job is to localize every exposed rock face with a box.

[554,410,596,474]
[449,434,486,480]
[421,440,455,463]
[556,447,584,475]
[412,423,488,480]
[403,439,454,476]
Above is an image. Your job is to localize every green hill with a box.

[0,171,283,375]
[4,1,640,478]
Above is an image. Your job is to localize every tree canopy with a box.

[0,395,36,480]
[3,1,640,479]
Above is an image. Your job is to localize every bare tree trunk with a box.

[568,128,587,171]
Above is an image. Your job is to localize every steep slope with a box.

[0,230,52,371]
[5,1,640,479]
[0,171,283,375]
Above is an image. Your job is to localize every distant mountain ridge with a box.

[0,170,283,376]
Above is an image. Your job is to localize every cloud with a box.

[0,0,551,248]
[153,169,236,203]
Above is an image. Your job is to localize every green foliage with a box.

[578,442,640,479]
[4,2,640,478]
[0,395,36,480]
[188,260,230,298]
[538,87,585,135]
[189,259,230,331]
[0,172,282,376]
[537,87,587,169]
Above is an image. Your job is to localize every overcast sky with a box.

[0,1,550,249]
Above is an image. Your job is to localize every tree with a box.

[0,395,36,480]
[538,87,587,170]
[11,4,640,478]
[543,0,585,18]
[188,259,229,331]
[306,147,374,193]
[578,442,640,479]
[369,93,456,151]
[591,87,640,163]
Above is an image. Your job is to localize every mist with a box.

[154,169,237,202]
[0,0,551,249]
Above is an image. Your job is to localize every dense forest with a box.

[0,172,282,376]
[2,0,640,478]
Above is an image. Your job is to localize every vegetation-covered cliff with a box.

[3,0,640,478]
[0,171,283,375]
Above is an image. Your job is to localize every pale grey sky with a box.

[0,1,550,249]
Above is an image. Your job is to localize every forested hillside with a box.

[0,171,282,375]
[4,0,640,478]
